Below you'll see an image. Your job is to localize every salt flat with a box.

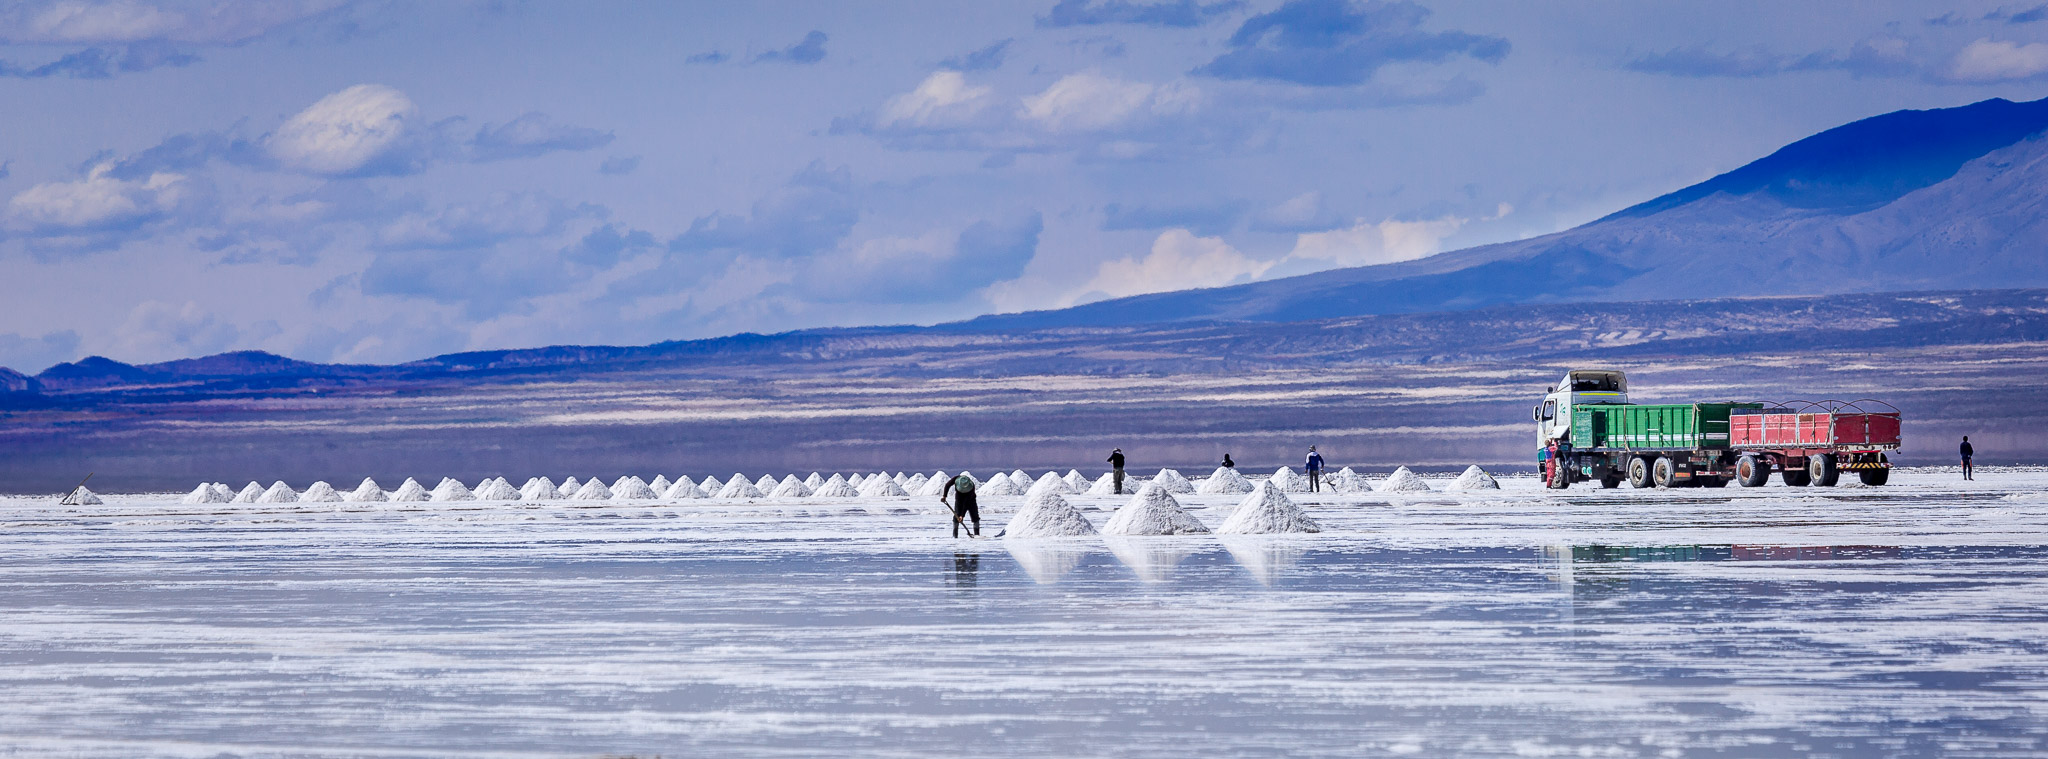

[2,469,2046,758]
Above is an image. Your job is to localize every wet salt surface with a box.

[3,469,2047,758]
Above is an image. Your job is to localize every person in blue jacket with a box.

[1305,446,1325,492]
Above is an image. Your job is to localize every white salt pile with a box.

[232,482,264,503]
[1218,481,1321,534]
[349,478,388,502]
[1004,492,1099,538]
[430,478,474,502]
[1102,485,1210,536]
[612,476,658,500]
[1009,469,1030,483]
[1445,464,1500,491]
[390,478,429,501]
[847,473,866,488]
[571,478,613,500]
[520,477,558,501]
[66,485,104,505]
[1152,468,1195,494]
[860,475,909,498]
[184,483,229,504]
[813,474,859,498]
[301,481,343,502]
[475,478,523,500]
[258,481,299,503]
[893,472,910,486]
[1197,466,1255,495]
[1376,466,1432,492]
[649,475,672,494]
[716,474,763,499]
[1027,471,1073,498]
[753,474,778,492]
[664,476,708,499]
[559,475,582,493]
[1269,467,1310,493]
[770,475,812,498]
[1086,472,1123,495]
[1329,467,1371,494]
[1063,469,1089,491]
[804,472,826,489]
[979,472,1025,497]
[209,483,234,501]
[696,475,722,494]
[903,472,929,494]
[917,472,952,497]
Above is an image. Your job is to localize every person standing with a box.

[1305,446,1325,493]
[1107,448,1126,494]
[1961,436,1975,481]
[939,473,980,538]
[1221,453,1235,469]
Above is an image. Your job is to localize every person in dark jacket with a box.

[1305,446,1325,492]
[1108,448,1126,494]
[1221,453,1235,469]
[1961,436,1975,480]
[939,473,980,537]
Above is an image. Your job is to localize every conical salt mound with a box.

[429,478,473,501]
[979,472,1024,496]
[860,475,909,497]
[66,485,104,505]
[1102,485,1210,536]
[1376,466,1432,492]
[1330,466,1371,494]
[1087,472,1123,495]
[254,481,297,503]
[232,482,264,503]
[1063,469,1089,491]
[476,479,523,500]
[893,472,910,486]
[1152,468,1195,494]
[1008,469,1030,484]
[1446,464,1500,491]
[918,471,952,496]
[753,474,777,492]
[649,475,672,494]
[1218,481,1321,534]
[804,472,826,489]
[1028,471,1074,497]
[716,474,763,499]
[771,474,812,498]
[348,477,387,502]
[612,476,657,499]
[209,483,234,501]
[1268,466,1309,493]
[1005,492,1099,538]
[388,478,427,501]
[847,473,866,488]
[301,481,343,502]
[696,475,722,495]
[664,476,708,499]
[184,483,229,504]
[520,477,559,501]
[903,472,929,494]
[813,473,859,498]
[570,478,613,500]
[559,476,582,494]
[1198,466,1255,494]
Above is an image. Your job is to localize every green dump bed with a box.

[1571,403,1763,451]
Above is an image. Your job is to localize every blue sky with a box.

[4,0,2048,371]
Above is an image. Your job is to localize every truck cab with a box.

[1534,369,1629,447]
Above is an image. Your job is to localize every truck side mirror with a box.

[1532,405,1541,421]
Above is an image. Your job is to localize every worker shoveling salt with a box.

[1445,465,1500,491]
[1217,481,1321,534]
[1198,466,1254,494]
[1376,466,1433,492]
[349,478,388,502]
[1004,492,1098,538]
[301,481,343,502]
[813,474,859,498]
[1102,485,1210,536]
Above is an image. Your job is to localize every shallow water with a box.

[2,469,2046,757]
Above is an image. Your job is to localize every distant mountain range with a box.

[958,96,2048,330]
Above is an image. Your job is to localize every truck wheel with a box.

[1546,459,1570,489]
[1652,457,1676,488]
[1858,468,1890,486]
[1782,467,1811,487]
[1809,454,1839,487]
[1736,455,1770,487]
[1628,457,1653,488]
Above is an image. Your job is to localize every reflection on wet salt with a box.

[1219,536,1305,586]
[1002,540,1092,584]
[1105,537,1198,583]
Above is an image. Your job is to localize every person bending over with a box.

[940,473,980,538]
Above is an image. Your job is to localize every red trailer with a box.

[1728,400,1901,486]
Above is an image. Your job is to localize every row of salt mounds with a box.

[859,475,909,498]
[1005,492,1098,538]
[1377,465,1432,492]
[1218,481,1321,534]
[813,474,860,498]
[1151,468,1195,494]
[771,475,812,498]
[1197,466,1254,494]
[301,481,343,502]
[1063,469,1089,491]
[184,483,232,504]
[916,471,954,497]
[979,472,1026,497]
[1329,467,1372,494]
[1028,471,1075,498]
[1268,467,1310,493]
[352,478,388,502]
[1102,485,1210,536]
[259,481,300,503]
[1445,465,1500,491]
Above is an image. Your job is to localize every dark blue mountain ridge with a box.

[951,94,2048,331]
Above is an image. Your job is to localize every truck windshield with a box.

[1571,377,1618,392]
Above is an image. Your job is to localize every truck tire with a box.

[1809,454,1839,487]
[1736,455,1770,487]
[1547,459,1570,489]
[1652,456,1676,488]
[1628,456,1653,488]
[1858,468,1890,486]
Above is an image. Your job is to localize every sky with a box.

[4,0,2048,372]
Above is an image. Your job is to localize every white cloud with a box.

[1947,39,2048,82]
[3,163,188,233]
[267,84,417,175]
[0,0,344,45]
[109,300,240,360]
[1285,215,1466,268]
[1020,72,1200,133]
[1070,229,1273,305]
[877,71,995,129]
